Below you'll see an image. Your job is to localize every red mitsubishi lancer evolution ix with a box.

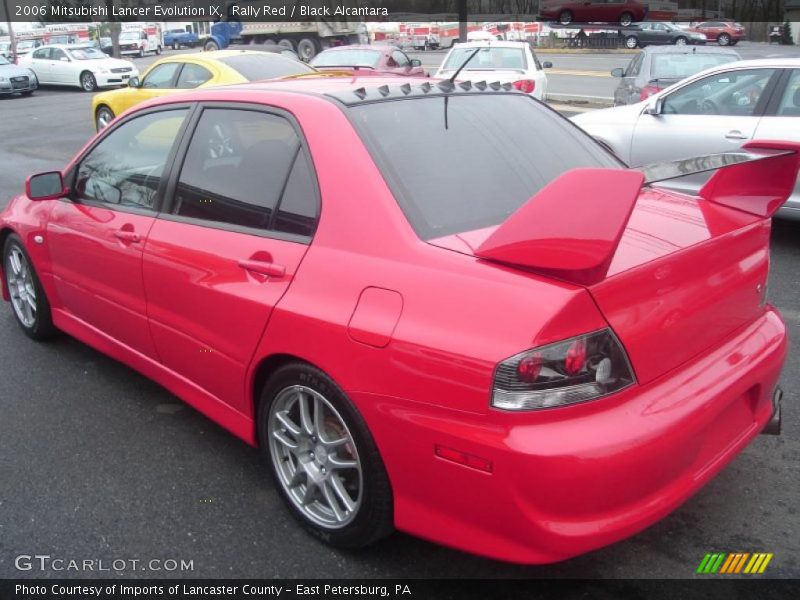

[0,76,792,563]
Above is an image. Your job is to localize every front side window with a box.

[662,68,776,116]
[391,51,410,68]
[777,70,800,116]
[142,63,180,89]
[73,110,188,211]
[351,95,620,240]
[172,108,317,237]
[176,63,213,89]
[50,49,67,62]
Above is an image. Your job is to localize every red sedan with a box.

[0,76,792,563]
[541,0,647,26]
[688,20,747,46]
[309,45,425,77]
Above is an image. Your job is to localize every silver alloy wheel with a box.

[675,37,687,45]
[625,36,638,49]
[96,107,114,130]
[5,246,37,328]
[620,12,633,26]
[268,385,363,529]
[81,72,95,91]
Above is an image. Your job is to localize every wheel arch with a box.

[0,227,15,301]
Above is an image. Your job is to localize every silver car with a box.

[573,58,800,220]
[0,54,37,96]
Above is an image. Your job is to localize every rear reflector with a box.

[434,445,493,473]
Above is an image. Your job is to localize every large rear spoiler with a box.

[475,141,800,286]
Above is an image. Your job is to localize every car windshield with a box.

[217,54,315,80]
[120,33,139,41]
[440,47,526,72]
[68,48,106,60]
[351,94,620,240]
[651,53,738,79]
[311,49,382,68]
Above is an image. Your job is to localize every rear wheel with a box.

[297,37,319,62]
[278,38,295,51]
[258,363,393,549]
[619,12,634,26]
[155,45,162,55]
[675,36,688,46]
[95,106,115,131]
[80,71,97,92]
[718,33,731,46]
[558,10,573,25]
[3,234,56,340]
[625,35,639,49]
[138,47,144,58]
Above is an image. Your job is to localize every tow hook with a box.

[762,387,782,435]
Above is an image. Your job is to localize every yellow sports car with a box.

[91,49,316,131]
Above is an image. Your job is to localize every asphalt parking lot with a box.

[1,44,799,579]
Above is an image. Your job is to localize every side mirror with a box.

[542,61,553,69]
[128,77,140,88]
[644,97,665,115]
[59,56,69,62]
[410,58,422,68]
[26,171,66,201]
[611,67,624,77]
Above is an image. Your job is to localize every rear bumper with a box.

[355,308,787,563]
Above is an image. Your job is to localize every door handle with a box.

[238,259,285,278]
[725,130,748,140]
[114,230,141,243]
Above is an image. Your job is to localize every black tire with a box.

[277,38,295,51]
[155,45,162,55]
[258,362,393,549]
[558,10,573,25]
[172,42,179,50]
[80,71,97,92]
[3,234,56,340]
[674,36,688,46]
[625,35,639,49]
[718,33,731,46]
[619,12,634,26]
[21,90,33,96]
[95,105,115,132]
[204,39,219,52]
[297,37,319,62]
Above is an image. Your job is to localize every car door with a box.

[648,23,672,45]
[27,48,52,82]
[630,67,781,168]
[753,69,800,216]
[46,107,191,358]
[48,48,72,84]
[124,62,183,111]
[142,105,317,411]
[614,52,643,105]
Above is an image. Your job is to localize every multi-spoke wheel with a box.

[3,234,56,339]
[259,363,393,548]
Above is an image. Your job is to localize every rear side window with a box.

[176,63,213,89]
[217,54,314,80]
[172,108,318,237]
[351,95,620,240]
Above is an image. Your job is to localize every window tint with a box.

[650,53,738,80]
[173,109,301,231]
[51,49,67,61]
[273,150,318,237]
[663,68,776,116]
[73,109,188,211]
[351,95,620,240]
[217,54,314,80]
[176,63,213,89]
[32,48,49,60]
[391,51,410,68]
[777,70,800,116]
[142,63,180,89]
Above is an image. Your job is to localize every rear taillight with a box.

[640,85,662,101]
[491,329,635,410]
[512,79,536,94]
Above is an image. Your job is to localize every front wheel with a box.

[172,42,180,50]
[138,47,144,58]
[619,12,634,26]
[80,71,97,92]
[258,363,393,548]
[3,234,56,340]
[674,36,688,46]
[558,10,573,25]
[203,39,219,52]
[95,106,115,131]
[718,33,731,46]
[155,46,162,55]
[625,35,639,49]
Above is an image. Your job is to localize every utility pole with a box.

[458,0,467,43]
[2,0,17,59]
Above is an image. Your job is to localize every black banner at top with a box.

[0,1,795,23]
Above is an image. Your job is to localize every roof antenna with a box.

[449,47,481,86]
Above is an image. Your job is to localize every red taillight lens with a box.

[640,85,662,101]
[492,329,635,410]
[512,79,536,94]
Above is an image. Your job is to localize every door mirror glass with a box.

[59,56,69,62]
[128,76,140,88]
[26,171,65,200]
[611,67,624,77]
[410,58,422,68]
[542,61,553,69]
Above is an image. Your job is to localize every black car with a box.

[620,22,708,49]
[611,45,741,105]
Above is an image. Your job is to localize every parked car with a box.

[435,41,551,100]
[14,39,44,57]
[0,54,37,96]
[91,50,315,131]
[310,45,425,77]
[163,28,199,50]
[99,37,113,56]
[18,44,138,92]
[611,46,740,105]
[688,20,746,46]
[541,0,647,26]
[0,41,12,59]
[620,22,707,49]
[573,58,800,220]
[2,76,790,564]
[118,29,161,58]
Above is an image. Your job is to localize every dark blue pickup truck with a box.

[163,29,199,50]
